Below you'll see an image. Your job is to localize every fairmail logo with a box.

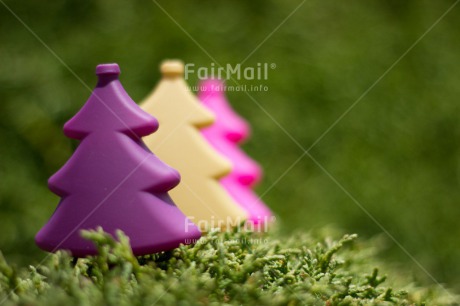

[184,63,276,81]
[184,215,276,233]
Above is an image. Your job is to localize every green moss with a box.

[0,228,456,305]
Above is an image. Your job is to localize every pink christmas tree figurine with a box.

[199,79,272,226]
[35,64,201,257]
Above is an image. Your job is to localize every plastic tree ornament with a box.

[141,60,248,231]
[35,64,201,257]
[198,79,272,226]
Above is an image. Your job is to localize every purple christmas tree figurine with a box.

[35,63,201,257]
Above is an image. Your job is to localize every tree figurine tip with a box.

[160,60,184,78]
[96,63,121,76]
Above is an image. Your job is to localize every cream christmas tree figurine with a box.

[141,60,248,231]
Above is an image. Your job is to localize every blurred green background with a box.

[0,0,459,291]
